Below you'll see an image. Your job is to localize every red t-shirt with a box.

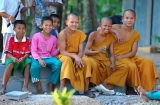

[5,36,31,59]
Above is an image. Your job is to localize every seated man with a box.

[83,17,129,94]
[57,13,94,98]
[105,9,158,92]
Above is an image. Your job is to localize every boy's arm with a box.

[6,52,19,63]
[51,39,59,57]
[110,24,124,43]
[77,43,84,58]
[84,32,100,55]
[109,43,115,70]
[31,35,40,59]
[115,42,138,60]
[20,0,34,13]
[46,1,62,7]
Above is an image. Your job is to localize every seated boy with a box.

[50,14,61,38]
[0,20,31,95]
[30,16,61,94]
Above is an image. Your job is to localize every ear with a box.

[65,20,68,26]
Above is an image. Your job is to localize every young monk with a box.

[57,13,95,97]
[83,17,129,94]
[104,9,158,92]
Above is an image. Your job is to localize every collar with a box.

[14,35,26,42]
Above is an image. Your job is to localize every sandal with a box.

[0,88,6,95]
[83,90,95,98]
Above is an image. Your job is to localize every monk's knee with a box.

[62,55,73,63]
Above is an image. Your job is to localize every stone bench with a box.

[0,64,126,94]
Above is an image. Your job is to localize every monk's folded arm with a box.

[119,41,138,59]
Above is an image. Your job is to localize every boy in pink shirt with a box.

[30,16,61,94]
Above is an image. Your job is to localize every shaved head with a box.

[123,9,136,17]
[67,13,79,20]
[100,17,112,24]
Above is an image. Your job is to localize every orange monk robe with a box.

[113,30,158,91]
[56,30,89,91]
[134,56,159,91]
[83,34,129,88]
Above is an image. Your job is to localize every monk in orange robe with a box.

[83,17,129,93]
[57,13,94,98]
[108,9,158,92]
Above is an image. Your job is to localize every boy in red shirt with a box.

[0,20,31,95]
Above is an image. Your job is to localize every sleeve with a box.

[31,34,40,59]
[79,31,86,44]
[134,31,140,42]
[51,38,59,57]
[0,0,6,12]
[25,38,31,54]
[4,37,13,54]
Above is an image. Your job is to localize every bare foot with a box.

[37,89,44,94]
[137,86,147,96]
[140,93,150,102]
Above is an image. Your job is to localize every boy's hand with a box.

[74,56,84,68]
[98,46,106,53]
[18,57,25,63]
[38,59,46,67]
[110,63,115,71]
[11,57,19,63]
[27,0,34,8]
[32,18,36,25]
[115,56,121,61]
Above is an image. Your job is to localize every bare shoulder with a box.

[112,24,122,30]
[88,31,97,39]
[58,29,67,38]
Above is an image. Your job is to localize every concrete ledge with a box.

[0,64,126,94]
[138,46,157,53]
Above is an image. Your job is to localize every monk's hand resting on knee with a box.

[38,59,46,67]
[110,63,115,71]
[74,56,84,68]
[11,57,19,63]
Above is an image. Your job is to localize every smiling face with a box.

[99,18,112,34]
[41,20,53,34]
[122,11,136,27]
[66,15,79,31]
[52,17,60,30]
[14,24,26,39]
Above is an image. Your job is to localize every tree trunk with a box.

[89,0,97,31]
[61,0,68,30]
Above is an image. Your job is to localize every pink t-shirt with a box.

[31,32,58,59]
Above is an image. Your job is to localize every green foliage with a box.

[96,0,122,22]
[52,87,75,105]
[152,35,160,43]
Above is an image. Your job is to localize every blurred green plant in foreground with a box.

[52,87,75,105]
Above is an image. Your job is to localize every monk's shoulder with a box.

[112,24,122,30]
[88,31,98,40]
[58,29,67,38]
[133,30,140,36]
